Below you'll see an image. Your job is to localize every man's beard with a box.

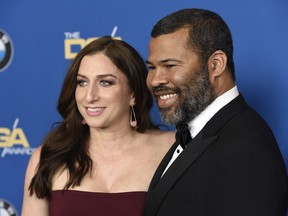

[160,64,216,126]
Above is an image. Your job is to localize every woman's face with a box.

[75,53,133,130]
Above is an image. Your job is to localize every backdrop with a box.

[1,0,287,214]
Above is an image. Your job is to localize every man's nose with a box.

[147,68,169,88]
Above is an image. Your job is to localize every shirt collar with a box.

[188,86,239,138]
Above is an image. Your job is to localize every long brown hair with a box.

[29,36,156,198]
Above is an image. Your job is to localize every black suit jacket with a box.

[144,94,288,216]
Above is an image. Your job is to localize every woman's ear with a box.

[130,93,136,106]
[208,50,227,80]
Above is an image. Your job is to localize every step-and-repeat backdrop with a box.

[1,0,287,214]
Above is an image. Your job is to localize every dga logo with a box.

[0,198,18,216]
[64,26,121,59]
[0,118,35,158]
[0,29,14,73]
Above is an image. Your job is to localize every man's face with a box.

[146,28,216,125]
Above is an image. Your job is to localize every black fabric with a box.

[144,94,288,216]
[176,123,192,148]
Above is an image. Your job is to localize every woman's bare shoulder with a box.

[145,129,176,148]
[22,145,49,216]
[27,146,42,171]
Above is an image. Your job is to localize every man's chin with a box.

[159,107,174,117]
[160,110,183,126]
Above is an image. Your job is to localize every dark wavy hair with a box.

[29,36,156,198]
[151,8,235,81]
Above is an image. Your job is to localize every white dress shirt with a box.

[161,86,239,177]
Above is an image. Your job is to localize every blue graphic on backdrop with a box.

[0,198,18,216]
[0,29,13,73]
[0,118,35,158]
[64,26,121,59]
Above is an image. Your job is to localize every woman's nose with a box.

[86,84,99,102]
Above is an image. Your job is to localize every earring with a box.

[82,119,86,125]
[130,105,137,128]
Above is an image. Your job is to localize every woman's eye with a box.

[77,80,87,86]
[99,80,112,87]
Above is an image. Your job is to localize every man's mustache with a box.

[152,85,179,94]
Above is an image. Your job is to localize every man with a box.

[145,8,288,215]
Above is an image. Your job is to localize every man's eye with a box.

[166,65,175,69]
[148,65,156,70]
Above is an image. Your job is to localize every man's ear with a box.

[208,50,227,81]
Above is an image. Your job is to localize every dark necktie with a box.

[176,123,192,149]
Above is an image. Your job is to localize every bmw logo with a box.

[0,198,18,216]
[0,29,14,73]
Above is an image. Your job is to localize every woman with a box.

[21,36,175,216]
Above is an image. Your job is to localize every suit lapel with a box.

[158,132,217,193]
[144,133,217,216]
